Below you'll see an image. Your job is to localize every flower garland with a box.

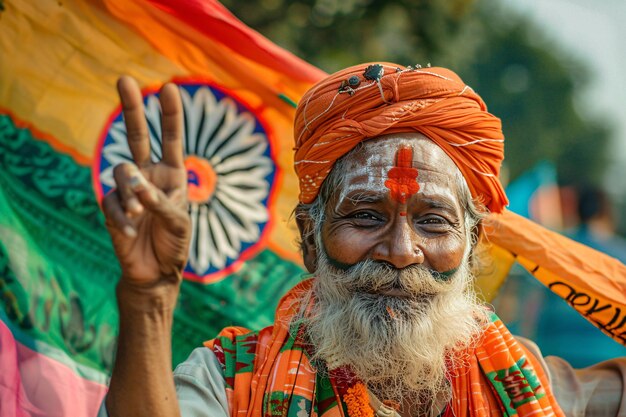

[344,381,374,417]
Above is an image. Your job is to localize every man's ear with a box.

[296,210,317,273]
[472,221,483,249]
[467,220,483,271]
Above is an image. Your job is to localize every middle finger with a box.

[159,82,185,168]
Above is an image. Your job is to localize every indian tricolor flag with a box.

[0,0,323,414]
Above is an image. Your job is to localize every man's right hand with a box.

[102,76,191,289]
[104,77,188,417]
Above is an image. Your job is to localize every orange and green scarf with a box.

[205,279,565,417]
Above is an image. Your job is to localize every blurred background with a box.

[222,0,626,367]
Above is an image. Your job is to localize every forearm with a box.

[106,280,182,417]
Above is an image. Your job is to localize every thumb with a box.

[130,172,189,226]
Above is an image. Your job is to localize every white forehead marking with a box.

[338,160,387,203]
[336,143,405,206]
[332,135,463,209]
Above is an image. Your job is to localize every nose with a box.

[371,218,424,269]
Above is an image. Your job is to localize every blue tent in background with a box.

[505,161,562,229]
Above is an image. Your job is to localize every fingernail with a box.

[129,173,146,191]
[123,225,137,238]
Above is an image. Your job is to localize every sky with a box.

[502,0,626,196]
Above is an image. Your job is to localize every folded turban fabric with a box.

[293,62,508,213]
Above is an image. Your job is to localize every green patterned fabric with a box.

[484,357,545,415]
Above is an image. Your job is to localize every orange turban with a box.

[293,63,508,213]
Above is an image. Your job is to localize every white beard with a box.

[301,251,490,413]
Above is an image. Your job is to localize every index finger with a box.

[117,76,151,167]
[159,83,184,168]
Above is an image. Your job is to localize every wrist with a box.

[116,277,181,313]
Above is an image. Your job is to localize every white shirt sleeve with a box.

[517,336,626,417]
[97,347,229,417]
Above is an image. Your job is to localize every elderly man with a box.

[101,64,625,417]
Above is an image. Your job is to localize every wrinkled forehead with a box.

[345,133,458,170]
[335,133,463,197]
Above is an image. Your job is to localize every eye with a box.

[417,215,454,232]
[420,216,446,224]
[353,211,379,220]
[348,211,384,226]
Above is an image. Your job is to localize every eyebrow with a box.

[338,189,387,205]
[335,187,461,214]
[417,197,459,213]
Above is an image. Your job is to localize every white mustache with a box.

[322,258,456,300]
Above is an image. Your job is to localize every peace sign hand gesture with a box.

[102,76,191,289]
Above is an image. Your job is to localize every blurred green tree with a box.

[223,0,611,186]
[462,3,611,186]
[222,0,481,71]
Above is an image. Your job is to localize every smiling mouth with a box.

[360,287,413,299]
[361,288,436,302]
[378,288,411,297]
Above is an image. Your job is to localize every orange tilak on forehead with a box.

[384,146,420,212]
